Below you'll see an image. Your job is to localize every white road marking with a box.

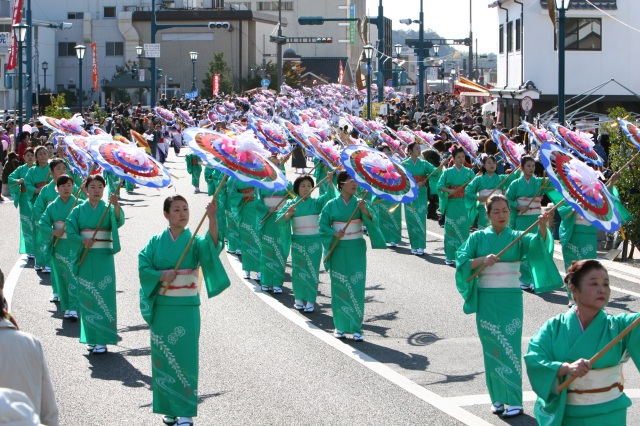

[225,252,493,426]
[446,389,640,407]
[4,255,28,313]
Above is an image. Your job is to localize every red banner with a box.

[7,0,23,71]
[212,74,220,95]
[91,42,98,90]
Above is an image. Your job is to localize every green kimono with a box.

[228,179,261,272]
[185,153,202,189]
[39,195,80,312]
[256,186,292,288]
[456,226,563,407]
[224,178,241,253]
[525,309,640,426]
[24,163,51,266]
[505,175,551,286]
[438,165,476,261]
[319,196,386,334]
[372,196,402,244]
[464,172,514,230]
[277,190,335,303]
[105,172,127,198]
[138,228,230,418]
[66,200,125,345]
[8,164,34,254]
[204,167,228,243]
[402,157,436,249]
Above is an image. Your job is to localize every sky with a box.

[366,0,499,54]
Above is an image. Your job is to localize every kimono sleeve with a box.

[38,203,55,265]
[7,167,23,207]
[23,167,37,200]
[275,198,294,223]
[524,318,566,426]
[454,232,480,314]
[65,204,84,246]
[109,205,125,255]
[254,189,271,217]
[196,232,231,298]
[319,201,337,268]
[185,154,194,174]
[362,199,386,249]
[138,235,163,324]
[619,313,640,370]
[610,186,633,225]
[504,178,519,210]
[520,230,564,294]
[464,176,480,215]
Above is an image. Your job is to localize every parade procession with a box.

[2,0,640,425]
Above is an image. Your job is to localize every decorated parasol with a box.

[376,131,407,159]
[61,135,102,177]
[39,115,88,136]
[130,129,152,153]
[413,129,437,146]
[395,130,415,146]
[223,101,237,113]
[182,127,287,191]
[298,123,342,169]
[445,126,480,166]
[491,129,527,170]
[248,118,292,155]
[176,108,196,127]
[154,106,175,125]
[251,105,269,120]
[521,120,554,148]
[549,123,603,167]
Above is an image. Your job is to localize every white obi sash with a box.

[517,196,542,215]
[332,219,363,240]
[478,262,522,289]
[264,196,284,208]
[479,189,503,204]
[81,229,113,249]
[293,215,319,236]
[566,365,624,406]
[53,221,67,239]
[575,214,591,227]
[161,269,200,297]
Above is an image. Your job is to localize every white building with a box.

[488,0,640,128]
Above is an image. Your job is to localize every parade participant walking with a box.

[279,172,335,312]
[438,146,475,265]
[402,142,437,255]
[24,146,52,272]
[66,175,125,354]
[319,171,386,341]
[38,175,79,320]
[185,152,202,193]
[505,155,551,291]
[374,145,402,247]
[456,195,562,419]
[465,155,513,230]
[204,166,228,247]
[8,148,35,256]
[525,260,640,425]
[228,178,262,280]
[138,196,230,426]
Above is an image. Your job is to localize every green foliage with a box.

[245,62,279,91]
[91,106,108,125]
[44,93,71,119]
[283,61,306,89]
[102,61,137,104]
[201,53,233,97]
[362,102,383,120]
[601,106,640,243]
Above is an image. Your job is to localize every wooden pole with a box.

[323,191,368,264]
[159,174,229,295]
[77,180,124,266]
[273,175,331,223]
[466,199,565,282]
[605,150,640,186]
[522,177,548,213]
[425,158,449,181]
[260,189,297,224]
[557,315,640,392]
[484,167,519,199]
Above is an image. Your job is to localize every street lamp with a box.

[189,51,198,92]
[75,44,86,114]
[394,44,402,58]
[136,45,143,58]
[363,44,374,120]
[13,23,27,132]
[433,44,439,57]
[555,0,571,124]
[42,61,48,92]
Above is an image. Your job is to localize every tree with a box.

[201,53,233,98]
[102,61,138,104]
[283,61,306,89]
[44,93,71,119]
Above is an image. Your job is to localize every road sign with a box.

[144,43,161,58]
[386,79,393,87]
[261,78,271,88]
[521,96,533,112]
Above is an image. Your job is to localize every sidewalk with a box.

[552,240,640,282]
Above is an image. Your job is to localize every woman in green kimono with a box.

[39,175,79,321]
[319,171,386,341]
[66,175,125,354]
[223,177,241,255]
[105,171,122,198]
[24,146,51,271]
[228,178,262,280]
[455,195,562,418]
[185,152,202,193]
[256,178,293,293]
[505,155,551,292]
[372,145,402,247]
[525,259,640,426]
[278,172,335,312]
[8,148,35,257]
[438,147,475,265]
[402,142,437,255]
[138,195,230,426]
[204,166,228,248]
[464,155,515,230]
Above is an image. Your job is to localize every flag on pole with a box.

[212,74,220,95]
[338,61,344,84]
[91,42,99,91]
[7,0,23,71]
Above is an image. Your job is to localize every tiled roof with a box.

[540,0,617,10]
[299,57,349,83]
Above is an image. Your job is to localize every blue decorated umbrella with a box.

[491,129,527,170]
[62,135,103,177]
[176,108,196,127]
[549,122,603,167]
[521,120,554,148]
[247,117,292,155]
[444,126,481,166]
[153,106,176,125]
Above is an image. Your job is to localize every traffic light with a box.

[157,68,163,79]
[392,71,399,88]
[374,71,384,88]
[399,71,407,86]
[208,22,233,32]
[131,67,139,80]
[315,37,332,43]
[438,67,445,79]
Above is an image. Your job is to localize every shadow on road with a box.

[422,370,482,386]
[138,391,226,409]
[537,291,569,306]
[86,351,151,388]
[350,340,430,371]
[119,323,150,333]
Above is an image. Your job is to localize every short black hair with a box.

[163,195,188,213]
[293,175,314,195]
[49,158,66,171]
[85,175,106,188]
[56,174,73,187]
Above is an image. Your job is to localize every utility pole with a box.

[150,0,158,108]
[26,0,32,120]
[418,0,424,108]
[468,0,473,79]
[277,0,283,90]
[377,0,384,102]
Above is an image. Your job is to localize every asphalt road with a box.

[2,150,639,425]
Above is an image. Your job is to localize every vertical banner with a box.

[349,2,355,44]
[91,42,99,90]
[212,74,220,95]
[7,0,23,71]
[338,61,344,85]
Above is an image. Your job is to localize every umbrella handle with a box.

[484,167,519,200]
[466,199,565,282]
[522,177,547,213]
[605,150,640,186]
[558,315,640,392]
[274,175,331,223]
[323,191,368,264]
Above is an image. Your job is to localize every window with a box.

[106,42,124,56]
[58,42,76,57]
[565,18,602,50]
[257,1,293,11]
[228,1,251,9]
[67,12,84,19]
[515,19,521,51]
[104,6,116,18]
[0,24,11,32]
[507,21,513,52]
[499,24,504,54]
